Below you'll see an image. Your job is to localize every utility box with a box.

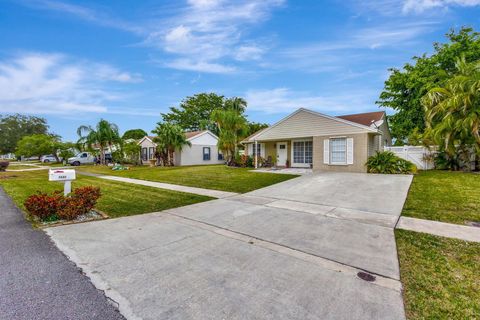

[49,169,76,195]
[49,169,76,181]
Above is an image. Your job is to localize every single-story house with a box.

[138,130,224,166]
[242,108,391,173]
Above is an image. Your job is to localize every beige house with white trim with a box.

[138,130,224,166]
[242,108,391,173]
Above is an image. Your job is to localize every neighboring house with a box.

[138,130,224,166]
[242,108,392,173]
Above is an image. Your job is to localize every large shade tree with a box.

[15,134,61,160]
[77,119,121,165]
[0,114,49,154]
[151,123,191,166]
[378,27,480,143]
[122,129,147,140]
[422,56,480,169]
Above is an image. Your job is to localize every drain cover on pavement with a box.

[357,272,376,282]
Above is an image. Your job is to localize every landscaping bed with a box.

[396,229,480,319]
[402,170,480,225]
[0,170,213,220]
[78,164,299,193]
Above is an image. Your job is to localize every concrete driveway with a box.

[47,172,413,320]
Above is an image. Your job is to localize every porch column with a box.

[254,140,258,169]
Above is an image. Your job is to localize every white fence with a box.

[384,146,435,170]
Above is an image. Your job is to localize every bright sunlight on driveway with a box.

[46,172,413,320]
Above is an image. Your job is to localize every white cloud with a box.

[145,0,284,72]
[245,88,376,114]
[165,59,236,73]
[21,0,142,34]
[0,53,142,115]
[402,0,480,13]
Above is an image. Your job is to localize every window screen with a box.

[330,138,346,164]
[293,141,312,164]
[252,143,261,157]
[203,147,211,160]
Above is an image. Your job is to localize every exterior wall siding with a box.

[313,133,369,173]
[178,144,224,166]
[256,109,372,141]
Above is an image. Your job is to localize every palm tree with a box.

[211,109,247,164]
[152,123,191,166]
[77,119,121,165]
[224,97,247,113]
[422,56,480,163]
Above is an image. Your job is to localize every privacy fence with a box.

[384,146,435,170]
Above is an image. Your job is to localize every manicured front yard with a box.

[402,170,480,225]
[78,164,299,193]
[396,229,480,319]
[0,170,212,219]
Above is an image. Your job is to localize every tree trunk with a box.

[100,149,105,165]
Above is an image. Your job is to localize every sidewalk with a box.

[396,216,480,243]
[78,171,239,199]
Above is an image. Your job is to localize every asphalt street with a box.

[0,187,124,320]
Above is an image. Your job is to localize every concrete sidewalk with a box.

[397,216,480,242]
[0,188,124,320]
[78,171,239,199]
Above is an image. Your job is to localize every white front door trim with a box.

[276,141,288,166]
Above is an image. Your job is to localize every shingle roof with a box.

[336,111,385,127]
[184,130,207,139]
[147,130,206,141]
[241,128,268,143]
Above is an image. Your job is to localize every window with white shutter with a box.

[330,138,347,165]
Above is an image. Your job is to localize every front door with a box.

[277,142,288,166]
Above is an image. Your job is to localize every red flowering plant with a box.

[24,186,101,222]
[24,191,63,221]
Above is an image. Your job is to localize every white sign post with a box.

[49,169,76,196]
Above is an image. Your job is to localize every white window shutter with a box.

[323,139,329,164]
[260,143,265,158]
[248,144,252,155]
[347,138,354,164]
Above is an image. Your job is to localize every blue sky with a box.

[0,0,479,141]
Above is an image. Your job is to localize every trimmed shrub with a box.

[24,186,101,221]
[24,191,63,220]
[366,151,417,174]
[0,161,9,171]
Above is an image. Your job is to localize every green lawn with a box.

[396,229,480,319]
[402,170,480,225]
[78,164,299,193]
[0,170,212,219]
[6,164,43,170]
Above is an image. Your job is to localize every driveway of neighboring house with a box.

[0,188,124,320]
[46,172,413,320]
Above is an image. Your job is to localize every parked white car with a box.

[40,155,58,163]
[68,152,96,166]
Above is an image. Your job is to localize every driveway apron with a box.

[46,172,413,320]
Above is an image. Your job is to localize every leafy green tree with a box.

[122,129,147,140]
[57,142,76,162]
[162,93,226,134]
[122,141,141,164]
[77,119,121,165]
[378,27,480,142]
[211,109,248,164]
[151,123,191,166]
[246,122,269,136]
[224,97,247,113]
[422,56,480,167]
[0,114,49,154]
[16,134,60,159]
